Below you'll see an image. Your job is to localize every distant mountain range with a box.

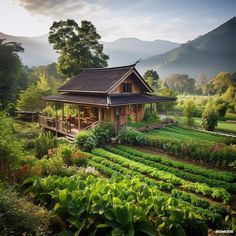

[139,17,236,78]
[1,17,235,78]
[0,32,179,68]
[0,33,58,66]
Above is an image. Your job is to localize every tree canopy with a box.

[0,39,24,108]
[49,19,109,77]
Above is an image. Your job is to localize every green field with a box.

[145,125,228,144]
[174,116,236,134]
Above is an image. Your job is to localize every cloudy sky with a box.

[0,0,236,43]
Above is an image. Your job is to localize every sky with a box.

[0,0,236,43]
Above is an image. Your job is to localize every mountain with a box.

[0,32,58,67]
[139,17,236,78]
[103,38,180,66]
[0,32,179,67]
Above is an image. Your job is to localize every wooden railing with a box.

[38,115,100,137]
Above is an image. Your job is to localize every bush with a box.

[35,156,64,176]
[75,122,114,151]
[117,126,146,145]
[35,133,58,158]
[71,150,91,167]
[57,144,74,165]
[75,130,97,151]
[93,122,114,145]
[144,106,159,123]
[183,99,196,126]
[0,185,50,235]
[201,107,218,131]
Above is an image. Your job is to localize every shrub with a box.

[117,126,146,145]
[183,99,196,126]
[201,107,218,131]
[75,130,97,151]
[0,185,50,235]
[144,106,159,123]
[71,150,91,167]
[35,133,58,158]
[35,156,64,176]
[57,144,74,165]
[93,122,114,145]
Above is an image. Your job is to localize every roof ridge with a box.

[81,62,139,72]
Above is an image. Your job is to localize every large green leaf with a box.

[114,205,132,226]
[136,221,156,236]
[58,189,69,205]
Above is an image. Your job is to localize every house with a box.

[39,63,175,137]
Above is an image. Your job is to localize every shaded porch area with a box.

[39,103,102,137]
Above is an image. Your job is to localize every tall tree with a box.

[0,39,24,108]
[164,74,196,94]
[143,70,160,90]
[49,19,109,77]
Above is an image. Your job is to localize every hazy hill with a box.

[0,32,58,67]
[139,17,236,78]
[0,32,179,67]
[103,38,180,66]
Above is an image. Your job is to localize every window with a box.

[122,83,132,93]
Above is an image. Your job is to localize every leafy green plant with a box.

[202,107,218,131]
[24,175,210,235]
[75,130,97,151]
[35,132,58,158]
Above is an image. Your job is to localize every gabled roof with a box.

[58,64,153,94]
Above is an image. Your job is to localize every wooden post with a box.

[98,107,102,122]
[62,103,64,121]
[55,103,58,136]
[78,105,81,131]
[150,103,153,112]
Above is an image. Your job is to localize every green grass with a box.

[174,116,236,134]
[146,126,227,144]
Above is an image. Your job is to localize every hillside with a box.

[139,17,236,78]
[0,32,58,67]
[103,38,179,66]
[0,32,179,68]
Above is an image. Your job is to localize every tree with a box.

[0,39,24,108]
[183,99,196,126]
[143,70,160,90]
[210,71,234,95]
[201,107,218,131]
[196,74,209,95]
[49,19,109,77]
[164,74,196,94]
[17,74,58,112]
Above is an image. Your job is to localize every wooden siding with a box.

[111,75,142,94]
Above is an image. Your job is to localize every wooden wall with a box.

[111,76,142,94]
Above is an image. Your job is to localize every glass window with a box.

[122,83,132,93]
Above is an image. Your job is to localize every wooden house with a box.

[39,64,175,137]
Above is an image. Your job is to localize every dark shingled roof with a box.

[59,65,134,93]
[43,93,175,106]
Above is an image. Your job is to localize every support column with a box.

[98,107,102,122]
[55,103,58,136]
[78,105,81,131]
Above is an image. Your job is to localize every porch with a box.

[39,103,102,137]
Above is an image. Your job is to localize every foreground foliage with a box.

[24,174,208,236]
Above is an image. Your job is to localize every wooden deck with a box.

[38,115,99,138]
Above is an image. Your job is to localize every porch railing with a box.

[38,115,100,136]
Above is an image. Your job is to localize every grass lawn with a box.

[145,125,228,144]
[174,116,236,134]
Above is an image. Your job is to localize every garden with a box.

[1,111,236,236]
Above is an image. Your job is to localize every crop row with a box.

[91,148,231,203]
[105,146,236,193]
[89,154,227,216]
[24,174,224,233]
[116,145,236,183]
[117,126,236,166]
